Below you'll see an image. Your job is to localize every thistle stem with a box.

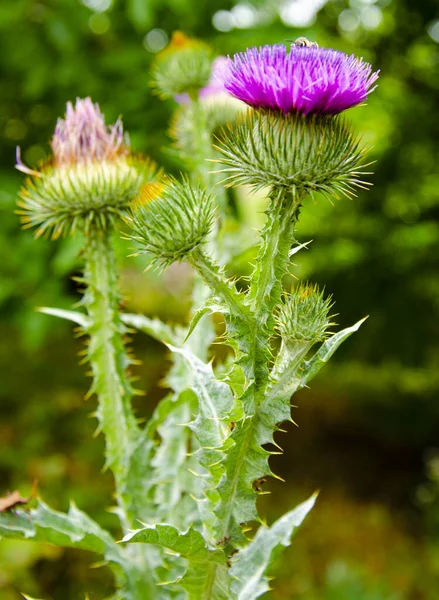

[83,226,159,598]
[189,248,250,322]
[245,187,301,396]
[210,189,302,556]
[190,94,227,215]
[82,226,139,525]
[190,95,214,189]
[248,187,301,326]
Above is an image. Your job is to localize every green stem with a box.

[246,187,301,397]
[190,96,214,189]
[248,187,301,327]
[189,248,250,323]
[83,227,137,518]
[190,95,227,215]
[209,189,302,554]
[83,226,158,599]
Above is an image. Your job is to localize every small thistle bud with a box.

[216,109,369,198]
[151,32,214,100]
[277,283,333,346]
[126,177,216,269]
[17,98,157,238]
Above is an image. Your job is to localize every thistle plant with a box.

[0,39,379,600]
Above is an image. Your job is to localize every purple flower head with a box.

[221,44,379,115]
[51,97,128,166]
[175,56,228,104]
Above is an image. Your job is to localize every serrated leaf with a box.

[0,499,119,559]
[122,523,225,564]
[230,493,317,599]
[0,499,170,599]
[38,306,89,328]
[183,299,225,345]
[299,317,368,388]
[122,523,230,600]
[150,391,199,527]
[121,313,180,345]
[166,344,242,545]
[167,345,235,449]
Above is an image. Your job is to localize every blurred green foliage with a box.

[1,0,439,598]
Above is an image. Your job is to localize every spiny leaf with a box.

[122,523,231,600]
[229,493,317,600]
[0,499,119,559]
[299,317,368,387]
[122,523,225,564]
[183,298,226,345]
[166,344,241,544]
[167,345,235,449]
[121,312,180,345]
[150,391,200,528]
[38,306,90,328]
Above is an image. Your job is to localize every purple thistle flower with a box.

[51,97,128,165]
[221,44,379,115]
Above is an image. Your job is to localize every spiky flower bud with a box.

[151,32,214,100]
[126,177,216,269]
[277,283,333,345]
[215,109,370,198]
[16,98,157,238]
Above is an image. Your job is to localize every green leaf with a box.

[230,493,317,600]
[122,523,225,564]
[167,345,235,450]
[183,298,225,346]
[300,317,368,388]
[121,312,181,346]
[122,523,230,600]
[0,499,119,559]
[166,344,242,545]
[37,306,89,328]
[149,391,200,528]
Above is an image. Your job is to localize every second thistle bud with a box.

[17,98,157,238]
[151,32,214,100]
[277,283,333,347]
[126,178,216,269]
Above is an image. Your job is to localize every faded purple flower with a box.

[51,97,128,165]
[175,56,228,104]
[221,44,379,115]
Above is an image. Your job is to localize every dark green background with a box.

[1,0,439,598]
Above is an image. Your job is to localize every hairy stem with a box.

[83,227,137,521]
[211,189,302,551]
[248,187,301,327]
[189,248,250,322]
[190,96,214,188]
[83,226,158,598]
[246,187,301,397]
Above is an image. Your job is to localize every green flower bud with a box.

[151,32,214,99]
[277,282,334,345]
[126,177,217,269]
[170,100,243,162]
[18,157,158,238]
[215,109,370,199]
[16,98,158,238]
